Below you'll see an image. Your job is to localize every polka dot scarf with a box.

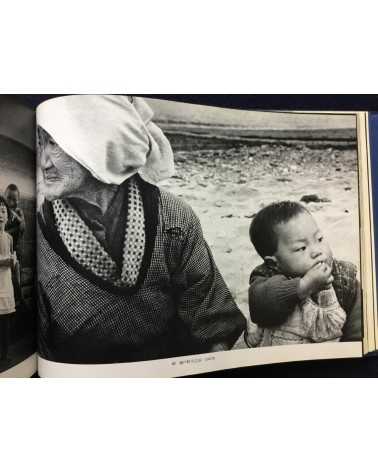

[52,178,146,288]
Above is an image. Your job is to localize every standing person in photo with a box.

[0,196,16,361]
[5,184,25,305]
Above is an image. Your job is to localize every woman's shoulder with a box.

[332,259,359,315]
[159,188,199,227]
[137,175,197,222]
[158,188,208,238]
[332,259,359,297]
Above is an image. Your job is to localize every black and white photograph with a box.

[153,101,362,350]
[0,97,37,373]
[36,95,362,366]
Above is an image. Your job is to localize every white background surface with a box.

[0,1,377,93]
[2,380,377,472]
[1,2,377,471]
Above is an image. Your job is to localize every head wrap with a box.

[37,95,175,185]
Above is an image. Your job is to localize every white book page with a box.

[36,97,365,377]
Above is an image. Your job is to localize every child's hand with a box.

[298,262,334,299]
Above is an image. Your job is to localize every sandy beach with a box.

[159,128,360,349]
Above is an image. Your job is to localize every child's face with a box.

[0,204,8,226]
[5,190,19,210]
[271,211,333,277]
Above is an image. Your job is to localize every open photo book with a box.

[1,95,378,378]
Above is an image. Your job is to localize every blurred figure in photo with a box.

[5,183,25,305]
[0,196,16,361]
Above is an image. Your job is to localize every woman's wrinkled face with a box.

[37,126,91,201]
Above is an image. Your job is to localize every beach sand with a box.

[160,138,360,349]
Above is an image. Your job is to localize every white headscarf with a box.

[37,95,175,185]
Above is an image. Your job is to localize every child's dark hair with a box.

[250,201,310,259]
[5,184,20,198]
[0,196,11,220]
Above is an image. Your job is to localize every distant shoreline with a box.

[158,122,356,143]
[162,126,357,151]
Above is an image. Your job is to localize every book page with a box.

[0,97,37,378]
[365,112,378,352]
[36,96,364,377]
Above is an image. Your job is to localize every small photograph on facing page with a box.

[0,97,36,373]
[36,96,362,366]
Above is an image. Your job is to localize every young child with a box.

[5,184,25,305]
[0,196,16,361]
[246,201,361,347]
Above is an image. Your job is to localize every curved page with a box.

[36,96,365,377]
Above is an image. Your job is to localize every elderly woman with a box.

[37,95,245,364]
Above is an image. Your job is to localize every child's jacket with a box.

[249,259,361,342]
